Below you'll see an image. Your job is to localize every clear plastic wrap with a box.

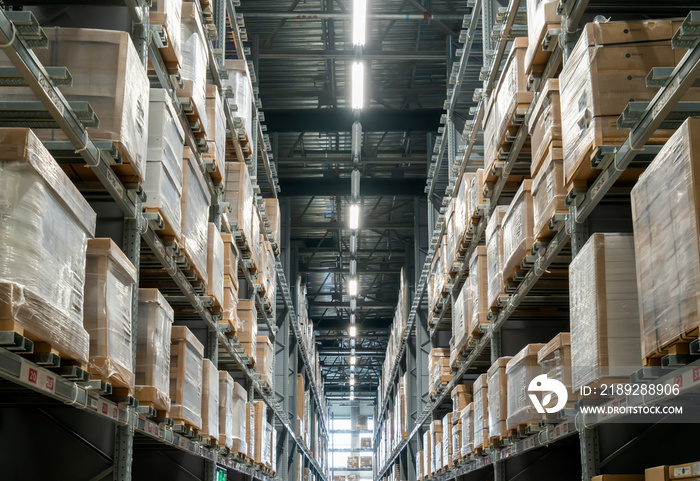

[451,417,462,462]
[486,357,511,439]
[430,421,442,474]
[460,404,473,457]
[143,160,182,239]
[532,150,566,240]
[423,431,431,476]
[451,385,472,413]
[538,333,574,410]
[468,246,488,337]
[222,277,239,334]
[483,100,498,172]
[442,413,452,468]
[149,0,182,66]
[223,162,254,243]
[263,421,272,466]
[246,401,255,458]
[256,335,274,388]
[528,79,561,176]
[224,60,254,141]
[444,202,458,270]
[631,118,700,359]
[270,425,277,469]
[264,198,281,247]
[30,28,149,182]
[569,233,641,391]
[468,169,485,221]
[506,344,545,429]
[148,89,184,188]
[218,371,234,450]
[454,176,468,246]
[472,374,488,449]
[502,180,534,282]
[135,289,173,411]
[560,19,692,186]
[179,2,208,134]
[486,206,508,309]
[232,382,248,455]
[220,233,239,286]
[201,358,219,439]
[0,128,94,365]
[237,299,257,360]
[205,85,226,182]
[206,223,224,308]
[181,148,212,285]
[429,246,444,313]
[250,210,261,269]
[429,348,450,391]
[525,0,560,73]
[84,238,137,389]
[170,326,204,429]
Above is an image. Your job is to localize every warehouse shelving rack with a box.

[0,2,328,480]
[373,2,700,481]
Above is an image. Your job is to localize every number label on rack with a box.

[19,360,56,394]
[97,399,119,421]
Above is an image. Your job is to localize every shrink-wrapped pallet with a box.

[0,29,149,183]
[429,348,450,392]
[460,404,473,457]
[84,238,137,390]
[452,416,462,462]
[135,289,173,411]
[451,385,472,413]
[487,206,508,309]
[224,60,254,142]
[348,455,360,469]
[502,180,534,283]
[231,382,248,455]
[181,148,212,285]
[538,333,575,411]
[238,299,257,360]
[484,38,533,174]
[570,233,641,391]
[144,160,182,239]
[631,118,700,360]
[442,413,453,468]
[468,169,485,221]
[223,162,254,246]
[204,85,227,183]
[206,223,224,308]
[506,344,545,429]
[246,402,255,458]
[430,421,442,473]
[0,128,94,365]
[525,0,560,74]
[170,326,204,429]
[487,357,512,440]
[468,246,489,337]
[179,2,208,134]
[221,277,239,335]
[428,246,444,314]
[444,201,458,270]
[529,79,562,176]
[532,151,567,240]
[201,358,219,441]
[253,401,267,464]
[360,456,372,468]
[221,233,239,287]
[256,335,274,389]
[473,374,489,449]
[263,421,273,466]
[149,0,182,67]
[250,206,262,270]
[218,371,235,450]
[452,281,469,364]
[264,198,281,247]
[423,431,431,476]
[560,19,693,187]
[455,175,469,245]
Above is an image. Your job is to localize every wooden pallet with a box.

[137,400,171,421]
[173,419,200,439]
[148,12,180,71]
[177,82,208,140]
[507,423,540,440]
[144,206,180,238]
[644,324,700,366]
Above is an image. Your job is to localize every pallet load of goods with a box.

[0,2,297,474]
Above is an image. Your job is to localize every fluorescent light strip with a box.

[353,0,367,46]
[349,203,360,229]
[351,62,364,110]
[349,278,358,296]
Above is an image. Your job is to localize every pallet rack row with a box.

[0,1,328,480]
[373,2,700,480]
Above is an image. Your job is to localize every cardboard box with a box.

[631,119,700,359]
[487,357,512,439]
[528,79,562,177]
[201,358,219,440]
[255,335,274,388]
[347,455,359,469]
[84,238,137,391]
[170,326,204,429]
[646,466,669,481]
[670,462,700,479]
[538,333,575,412]
[223,163,254,245]
[149,0,182,67]
[360,456,372,468]
[178,1,208,134]
[487,206,508,309]
[204,84,226,183]
[468,246,489,337]
[206,223,225,308]
[181,148,212,285]
[135,289,174,412]
[264,198,281,247]
[460,404,473,457]
[502,180,534,283]
[532,150,567,240]
[473,374,489,449]
[218,371,234,450]
[451,385,473,413]
[506,344,546,429]
[570,233,641,391]
[593,476,644,481]
[0,128,94,365]
[238,299,257,360]
[253,400,267,464]
[525,0,560,74]
[220,233,239,289]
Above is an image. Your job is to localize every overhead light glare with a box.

[350,355,357,365]
[353,0,367,46]
[350,392,355,401]
[350,378,355,386]
[351,62,364,110]
[349,278,358,297]
[349,203,360,229]
[349,325,357,337]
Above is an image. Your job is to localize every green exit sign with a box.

[215,467,226,481]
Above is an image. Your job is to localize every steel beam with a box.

[265,108,442,133]
[280,178,427,197]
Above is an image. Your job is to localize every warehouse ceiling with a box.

[238,0,481,399]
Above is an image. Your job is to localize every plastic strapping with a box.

[74,130,89,154]
[0,24,17,49]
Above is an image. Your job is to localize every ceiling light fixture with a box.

[349,325,356,337]
[349,203,360,229]
[350,355,356,365]
[352,0,367,46]
[350,378,355,386]
[351,62,364,110]
[349,278,358,297]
